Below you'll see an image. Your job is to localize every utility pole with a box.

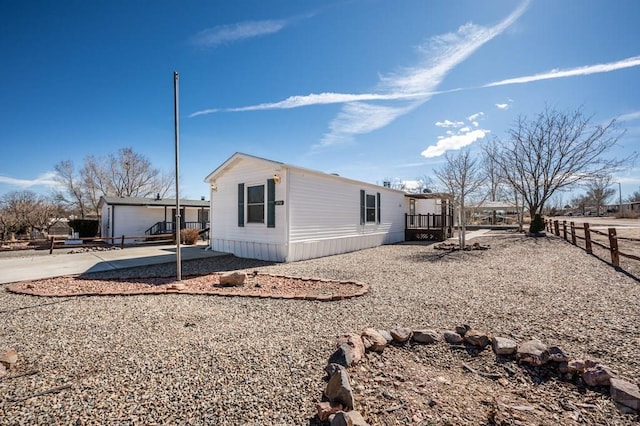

[174,71,182,282]
[618,182,623,214]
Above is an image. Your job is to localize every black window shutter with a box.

[360,190,365,225]
[238,183,245,227]
[267,178,276,228]
[377,192,381,224]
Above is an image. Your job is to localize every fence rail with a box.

[45,234,176,254]
[545,219,640,270]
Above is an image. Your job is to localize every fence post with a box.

[584,223,592,254]
[562,220,568,241]
[49,236,55,254]
[608,228,620,270]
[570,222,576,245]
[554,220,560,236]
[120,235,125,249]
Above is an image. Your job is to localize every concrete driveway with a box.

[0,244,226,284]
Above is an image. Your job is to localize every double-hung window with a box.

[366,194,376,222]
[360,190,381,224]
[247,184,265,223]
[238,179,275,228]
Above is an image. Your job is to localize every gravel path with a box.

[1,231,639,424]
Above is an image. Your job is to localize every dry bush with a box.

[615,210,639,219]
[180,228,200,245]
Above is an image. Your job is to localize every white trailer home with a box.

[204,153,408,262]
[98,196,210,242]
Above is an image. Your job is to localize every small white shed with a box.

[204,153,407,262]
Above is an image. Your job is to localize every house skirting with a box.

[212,231,404,262]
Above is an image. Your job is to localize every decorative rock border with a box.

[6,272,370,301]
[316,325,640,424]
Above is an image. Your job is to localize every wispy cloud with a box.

[190,1,530,146]
[0,172,59,189]
[496,103,509,109]
[435,120,465,128]
[315,1,529,147]
[617,110,640,122]
[467,112,484,121]
[484,55,640,87]
[188,91,442,117]
[190,19,287,48]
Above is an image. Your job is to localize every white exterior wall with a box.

[285,169,405,262]
[210,157,287,261]
[208,154,406,262]
[101,203,205,242]
[414,198,440,215]
[110,206,167,241]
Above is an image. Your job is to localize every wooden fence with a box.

[545,219,640,271]
[45,234,176,254]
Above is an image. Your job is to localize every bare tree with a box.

[481,139,509,224]
[54,147,174,217]
[414,175,434,194]
[584,175,616,216]
[53,160,88,218]
[485,106,634,229]
[628,189,640,203]
[0,191,59,239]
[434,148,484,249]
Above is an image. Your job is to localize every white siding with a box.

[102,204,205,242]
[207,154,407,262]
[210,157,287,261]
[286,169,404,261]
[111,206,167,241]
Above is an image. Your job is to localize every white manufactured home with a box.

[98,196,210,242]
[204,153,409,262]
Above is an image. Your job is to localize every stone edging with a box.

[5,272,370,301]
[316,325,640,424]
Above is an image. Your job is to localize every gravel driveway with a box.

[1,231,639,424]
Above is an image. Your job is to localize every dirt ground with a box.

[547,216,640,279]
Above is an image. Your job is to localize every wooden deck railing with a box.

[545,219,640,272]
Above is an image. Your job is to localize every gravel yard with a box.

[1,231,639,425]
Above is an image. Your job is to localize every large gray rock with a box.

[559,359,586,374]
[491,337,517,355]
[316,401,343,422]
[455,324,471,337]
[412,329,440,344]
[517,340,549,366]
[377,329,393,343]
[324,364,355,411]
[464,330,491,348]
[442,330,463,344]
[361,328,387,352]
[582,361,616,387]
[548,346,570,363]
[389,327,412,344]
[335,333,365,366]
[0,348,18,367]
[329,343,358,368]
[330,410,369,426]
[610,378,640,411]
[218,272,246,287]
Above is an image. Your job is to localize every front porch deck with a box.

[405,213,454,241]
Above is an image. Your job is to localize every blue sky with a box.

[1,0,639,203]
